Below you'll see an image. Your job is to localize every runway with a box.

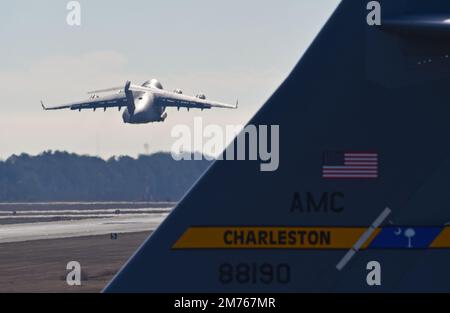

[0,213,168,244]
[0,202,172,291]
[0,203,172,243]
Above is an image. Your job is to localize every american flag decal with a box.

[322,151,378,179]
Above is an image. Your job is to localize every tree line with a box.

[0,151,211,202]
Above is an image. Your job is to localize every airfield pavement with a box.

[0,202,173,292]
[0,232,149,292]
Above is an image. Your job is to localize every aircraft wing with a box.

[41,81,134,112]
[126,84,237,110]
[41,93,128,111]
[157,92,237,110]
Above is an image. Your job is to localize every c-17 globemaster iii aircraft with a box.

[41,79,237,124]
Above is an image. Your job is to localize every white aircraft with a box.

[41,79,237,124]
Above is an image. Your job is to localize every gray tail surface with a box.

[105,0,450,292]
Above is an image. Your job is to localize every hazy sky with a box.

[0,0,339,159]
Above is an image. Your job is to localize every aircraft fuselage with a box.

[122,91,166,124]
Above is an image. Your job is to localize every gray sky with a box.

[0,0,339,159]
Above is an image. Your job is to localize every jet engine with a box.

[196,93,206,100]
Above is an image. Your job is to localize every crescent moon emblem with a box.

[394,228,402,236]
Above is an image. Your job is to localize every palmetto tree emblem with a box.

[404,228,416,248]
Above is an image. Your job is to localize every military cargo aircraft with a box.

[41,79,237,124]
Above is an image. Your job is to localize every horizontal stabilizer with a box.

[87,84,125,95]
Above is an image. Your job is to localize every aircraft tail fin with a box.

[104,0,450,292]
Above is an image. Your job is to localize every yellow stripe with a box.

[430,227,450,248]
[173,227,381,249]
